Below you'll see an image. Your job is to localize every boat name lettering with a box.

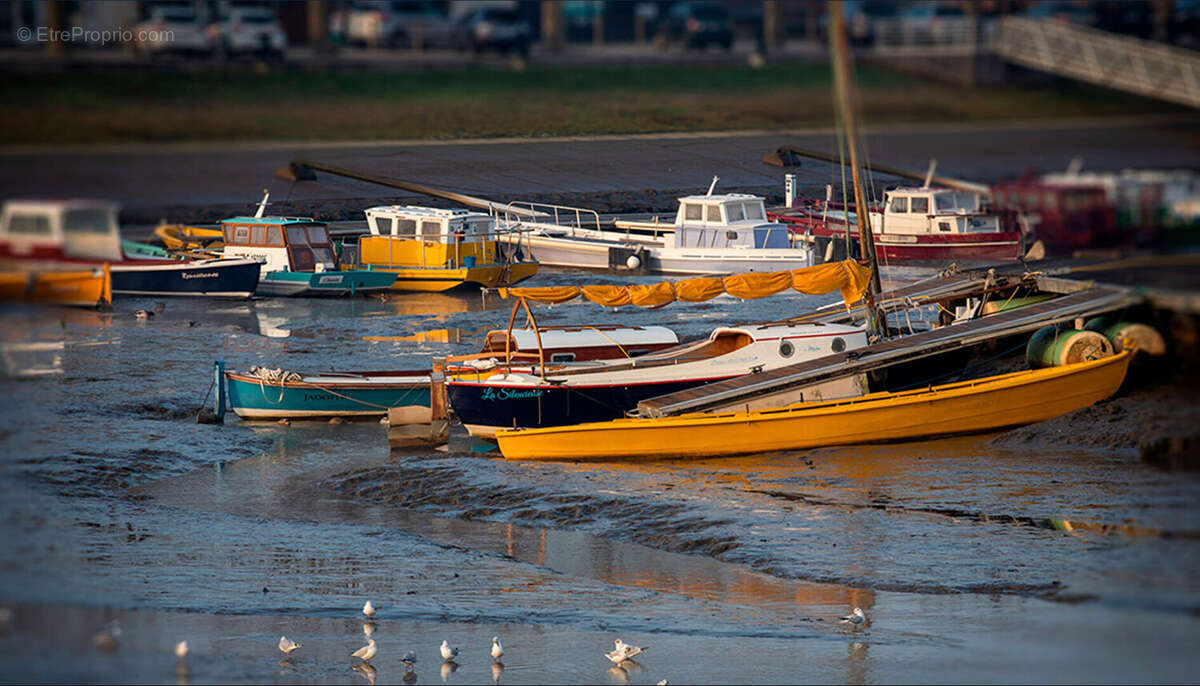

[481,387,543,401]
[181,272,219,279]
[318,275,343,284]
[303,393,340,401]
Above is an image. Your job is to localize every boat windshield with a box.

[285,226,308,245]
[934,192,979,212]
[306,225,329,245]
[62,209,113,235]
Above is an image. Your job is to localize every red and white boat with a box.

[0,199,260,298]
[769,186,1024,263]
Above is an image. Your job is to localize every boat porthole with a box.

[779,340,794,358]
[832,337,846,352]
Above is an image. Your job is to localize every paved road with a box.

[0,115,1196,221]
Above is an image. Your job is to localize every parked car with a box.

[660,2,733,50]
[453,7,532,56]
[132,4,212,55]
[339,0,455,49]
[890,2,968,44]
[207,5,287,57]
[816,0,899,46]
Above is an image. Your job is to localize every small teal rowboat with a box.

[226,368,430,419]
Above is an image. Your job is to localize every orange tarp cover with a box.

[498,260,872,309]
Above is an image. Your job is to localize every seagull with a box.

[174,641,189,658]
[607,638,647,662]
[362,600,377,619]
[400,651,417,669]
[490,635,503,661]
[440,639,460,662]
[352,638,377,662]
[279,636,302,654]
[840,607,867,627]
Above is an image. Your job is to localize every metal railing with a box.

[866,16,1200,109]
[993,17,1200,109]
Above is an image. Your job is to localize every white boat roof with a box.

[2,199,119,214]
[676,193,765,204]
[364,205,491,222]
[506,325,679,350]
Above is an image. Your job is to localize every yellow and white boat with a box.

[495,350,1133,460]
[349,205,538,292]
[0,264,111,308]
[153,224,224,253]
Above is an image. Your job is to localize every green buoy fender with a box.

[1086,319,1166,356]
[1027,326,1113,368]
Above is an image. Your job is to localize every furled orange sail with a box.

[498,260,872,309]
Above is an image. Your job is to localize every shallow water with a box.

[0,268,1198,683]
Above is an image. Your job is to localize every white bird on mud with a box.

[440,639,460,661]
[605,638,647,663]
[174,640,189,658]
[362,600,377,619]
[279,636,302,654]
[490,635,504,661]
[840,607,867,627]
[352,638,377,662]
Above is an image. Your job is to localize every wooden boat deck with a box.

[637,284,1141,418]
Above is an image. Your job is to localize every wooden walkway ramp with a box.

[637,284,1141,419]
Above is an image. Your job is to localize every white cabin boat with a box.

[500,186,814,275]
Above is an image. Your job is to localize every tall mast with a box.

[829,3,882,296]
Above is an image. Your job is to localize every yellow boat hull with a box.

[154,224,224,252]
[369,262,539,292]
[495,351,1133,460]
[0,266,111,307]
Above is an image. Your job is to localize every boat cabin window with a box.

[285,226,308,245]
[891,196,909,213]
[706,205,721,222]
[938,221,953,232]
[232,225,251,244]
[744,202,764,220]
[726,203,745,221]
[306,225,329,245]
[420,220,441,241]
[7,214,51,235]
[467,218,491,236]
[684,203,702,221]
[550,352,575,363]
[395,219,417,237]
[62,209,112,235]
[251,226,266,244]
[266,226,284,246]
[910,197,929,214]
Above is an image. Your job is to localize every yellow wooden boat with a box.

[0,265,111,307]
[350,205,538,292]
[495,350,1133,460]
[154,224,224,252]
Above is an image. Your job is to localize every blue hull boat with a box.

[257,269,397,297]
[226,368,430,419]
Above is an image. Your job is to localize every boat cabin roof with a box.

[676,192,764,205]
[220,216,321,227]
[364,205,491,222]
[494,325,680,352]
